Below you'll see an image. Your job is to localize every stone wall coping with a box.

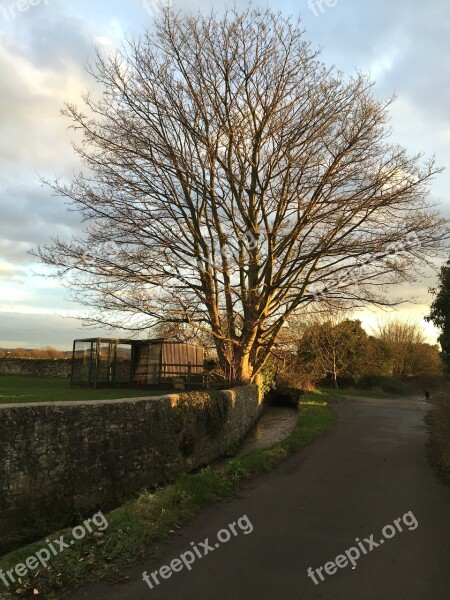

[0,394,175,410]
[0,385,257,410]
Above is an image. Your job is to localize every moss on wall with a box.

[0,386,261,540]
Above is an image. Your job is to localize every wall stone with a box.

[0,359,71,378]
[0,386,261,537]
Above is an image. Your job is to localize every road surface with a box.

[64,395,450,600]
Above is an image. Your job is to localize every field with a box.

[0,375,166,404]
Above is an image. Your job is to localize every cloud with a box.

[0,263,26,282]
[0,311,139,349]
[0,4,124,267]
[0,311,95,349]
[0,35,88,173]
[0,183,84,264]
[0,0,448,332]
[302,0,450,158]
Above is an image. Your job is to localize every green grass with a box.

[326,388,402,399]
[0,397,336,599]
[0,375,166,404]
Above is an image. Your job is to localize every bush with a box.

[259,356,277,399]
[355,375,408,395]
[380,378,408,395]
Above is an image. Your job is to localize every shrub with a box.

[427,391,450,478]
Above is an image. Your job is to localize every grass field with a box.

[0,375,166,404]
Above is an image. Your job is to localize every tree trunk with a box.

[332,357,339,389]
[232,349,255,386]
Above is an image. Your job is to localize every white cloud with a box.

[0,263,26,281]
[0,0,448,348]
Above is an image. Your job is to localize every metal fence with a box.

[71,338,206,389]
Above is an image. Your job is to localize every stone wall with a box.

[0,359,71,378]
[0,386,261,537]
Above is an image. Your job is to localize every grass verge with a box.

[426,390,450,483]
[0,397,336,599]
[325,388,403,400]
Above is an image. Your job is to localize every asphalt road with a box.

[65,395,450,600]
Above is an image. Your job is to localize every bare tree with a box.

[375,318,427,376]
[34,6,448,384]
[151,320,216,355]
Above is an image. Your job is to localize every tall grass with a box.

[427,390,450,480]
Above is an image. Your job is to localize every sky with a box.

[0,0,449,349]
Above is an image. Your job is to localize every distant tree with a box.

[42,346,62,359]
[375,319,428,376]
[364,336,395,376]
[409,343,443,376]
[276,314,442,387]
[0,347,67,359]
[34,6,448,385]
[12,348,32,358]
[427,258,450,375]
[295,316,368,388]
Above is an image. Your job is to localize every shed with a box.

[71,338,205,389]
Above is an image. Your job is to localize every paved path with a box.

[64,396,450,600]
